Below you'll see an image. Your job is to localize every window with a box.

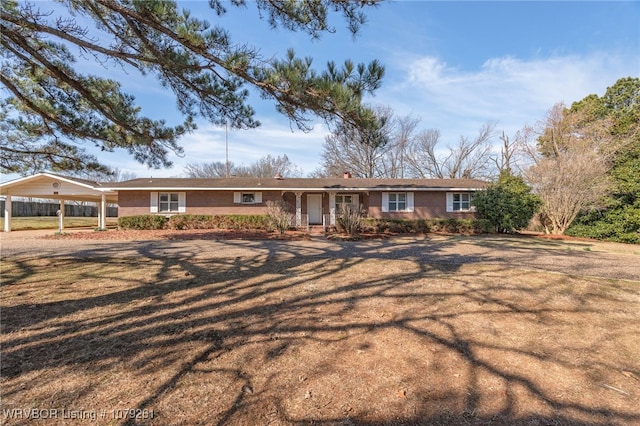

[233,192,262,204]
[242,193,255,204]
[335,194,353,213]
[159,192,179,212]
[381,192,414,213]
[452,193,472,212]
[388,192,407,212]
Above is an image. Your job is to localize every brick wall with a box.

[117,189,478,219]
[368,191,477,219]
[117,190,283,217]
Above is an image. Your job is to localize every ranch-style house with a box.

[0,172,486,232]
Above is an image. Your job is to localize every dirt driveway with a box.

[1,231,639,425]
[2,230,638,281]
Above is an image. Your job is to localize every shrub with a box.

[117,214,271,232]
[336,204,364,236]
[266,200,294,234]
[566,222,640,244]
[166,214,213,230]
[362,218,491,235]
[234,215,270,230]
[118,215,167,230]
[472,171,540,233]
[566,204,640,244]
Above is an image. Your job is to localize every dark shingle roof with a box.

[104,177,487,191]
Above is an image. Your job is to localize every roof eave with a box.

[104,186,485,192]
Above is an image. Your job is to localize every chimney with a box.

[343,171,352,179]
[274,173,283,180]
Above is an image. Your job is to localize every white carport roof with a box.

[0,172,118,203]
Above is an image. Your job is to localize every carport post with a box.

[4,195,11,232]
[58,199,65,232]
[99,193,106,230]
[97,200,101,229]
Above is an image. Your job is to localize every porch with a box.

[283,191,367,229]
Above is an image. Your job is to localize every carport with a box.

[0,173,118,232]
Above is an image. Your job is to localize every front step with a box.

[307,225,326,235]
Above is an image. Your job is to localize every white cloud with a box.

[119,51,637,177]
[382,51,638,144]
[135,118,330,177]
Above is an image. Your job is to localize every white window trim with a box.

[178,192,186,213]
[335,193,359,213]
[156,192,185,213]
[159,192,178,213]
[150,192,158,213]
[382,192,414,213]
[446,192,475,213]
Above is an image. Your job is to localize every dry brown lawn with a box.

[1,232,639,425]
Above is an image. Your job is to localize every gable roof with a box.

[0,172,118,202]
[0,172,105,190]
[104,177,487,192]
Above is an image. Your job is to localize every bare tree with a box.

[320,130,384,177]
[526,150,610,234]
[405,123,496,179]
[404,128,442,178]
[184,161,234,178]
[184,155,301,178]
[319,106,425,178]
[320,106,393,178]
[490,129,540,176]
[521,103,618,234]
[246,154,303,178]
[379,113,420,178]
[318,109,499,180]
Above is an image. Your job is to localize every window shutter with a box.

[446,193,453,212]
[406,192,414,212]
[178,192,186,213]
[254,192,262,203]
[381,193,389,213]
[233,192,241,203]
[150,192,158,213]
[352,194,359,209]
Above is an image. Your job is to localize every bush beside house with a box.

[472,172,540,233]
[117,213,493,236]
[362,218,493,234]
[118,214,270,231]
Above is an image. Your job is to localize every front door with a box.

[307,194,323,225]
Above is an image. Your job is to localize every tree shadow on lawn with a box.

[1,237,639,426]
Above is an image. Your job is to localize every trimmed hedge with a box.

[118,215,168,230]
[362,218,493,234]
[118,214,271,231]
[118,214,493,235]
[212,214,270,230]
[166,214,212,230]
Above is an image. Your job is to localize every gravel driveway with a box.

[2,230,638,282]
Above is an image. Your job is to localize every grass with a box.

[0,216,118,231]
[1,236,639,425]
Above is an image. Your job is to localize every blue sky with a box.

[4,1,640,180]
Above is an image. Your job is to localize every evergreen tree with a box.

[472,171,540,233]
[1,0,384,174]
[566,77,640,243]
